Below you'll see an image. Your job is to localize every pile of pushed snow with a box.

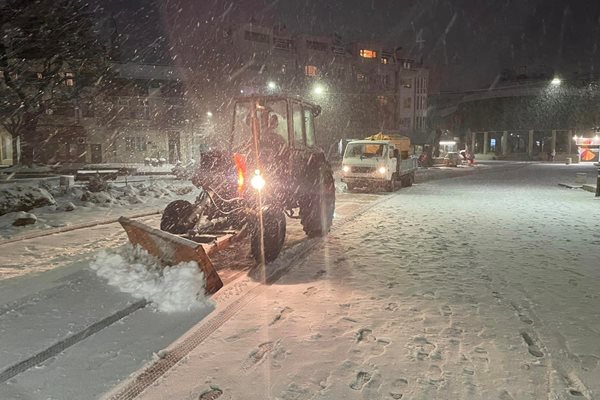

[0,185,56,215]
[90,245,214,313]
[78,181,195,206]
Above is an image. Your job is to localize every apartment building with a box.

[227,22,429,142]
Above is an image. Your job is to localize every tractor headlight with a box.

[378,166,387,174]
[250,170,266,191]
[342,165,350,173]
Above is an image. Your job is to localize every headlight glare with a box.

[378,166,386,174]
[250,170,266,190]
[342,165,350,173]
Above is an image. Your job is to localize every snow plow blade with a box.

[118,217,223,295]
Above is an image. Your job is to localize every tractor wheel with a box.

[160,200,198,234]
[299,167,336,237]
[251,208,286,264]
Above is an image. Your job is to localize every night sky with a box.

[101,0,600,91]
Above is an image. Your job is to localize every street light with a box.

[206,111,213,118]
[267,81,277,90]
[551,77,562,86]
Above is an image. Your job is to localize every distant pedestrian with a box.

[551,149,556,162]
[468,152,475,165]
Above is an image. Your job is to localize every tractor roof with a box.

[234,94,319,109]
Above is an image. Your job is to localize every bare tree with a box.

[0,0,110,166]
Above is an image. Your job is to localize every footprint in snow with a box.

[390,378,408,399]
[520,331,544,358]
[269,307,293,326]
[313,269,327,279]
[198,388,223,400]
[356,328,374,343]
[241,341,276,370]
[350,371,372,390]
[440,305,452,316]
[334,256,347,264]
[303,286,318,296]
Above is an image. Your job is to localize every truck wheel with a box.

[386,175,397,192]
[160,200,198,234]
[251,208,286,264]
[300,167,336,237]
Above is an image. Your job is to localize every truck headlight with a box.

[250,170,266,191]
[378,166,387,174]
[342,165,350,173]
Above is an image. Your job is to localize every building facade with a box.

[1,22,429,166]
[226,22,429,146]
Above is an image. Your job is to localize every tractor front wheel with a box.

[160,200,198,234]
[251,208,287,264]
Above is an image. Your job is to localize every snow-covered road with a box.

[112,162,600,400]
[2,162,599,400]
[0,179,388,400]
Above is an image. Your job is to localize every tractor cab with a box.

[231,95,321,153]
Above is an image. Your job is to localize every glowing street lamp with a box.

[267,81,277,90]
[206,111,213,118]
[550,77,562,86]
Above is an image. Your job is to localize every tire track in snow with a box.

[0,299,148,384]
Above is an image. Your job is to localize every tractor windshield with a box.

[344,143,387,159]
[231,99,289,152]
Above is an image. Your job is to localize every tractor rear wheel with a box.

[160,200,198,234]
[300,167,335,237]
[251,208,286,264]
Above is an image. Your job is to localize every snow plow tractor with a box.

[119,95,336,294]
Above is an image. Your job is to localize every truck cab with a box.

[341,139,416,192]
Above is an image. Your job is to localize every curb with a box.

[582,184,597,193]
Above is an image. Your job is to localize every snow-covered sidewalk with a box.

[0,179,201,240]
[112,162,600,400]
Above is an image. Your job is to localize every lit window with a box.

[360,49,377,58]
[381,57,389,65]
[305,65,318,76]
[65,72,75,86]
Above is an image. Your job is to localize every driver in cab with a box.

[261,114,287,156]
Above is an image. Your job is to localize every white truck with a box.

[341,134,418,192]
